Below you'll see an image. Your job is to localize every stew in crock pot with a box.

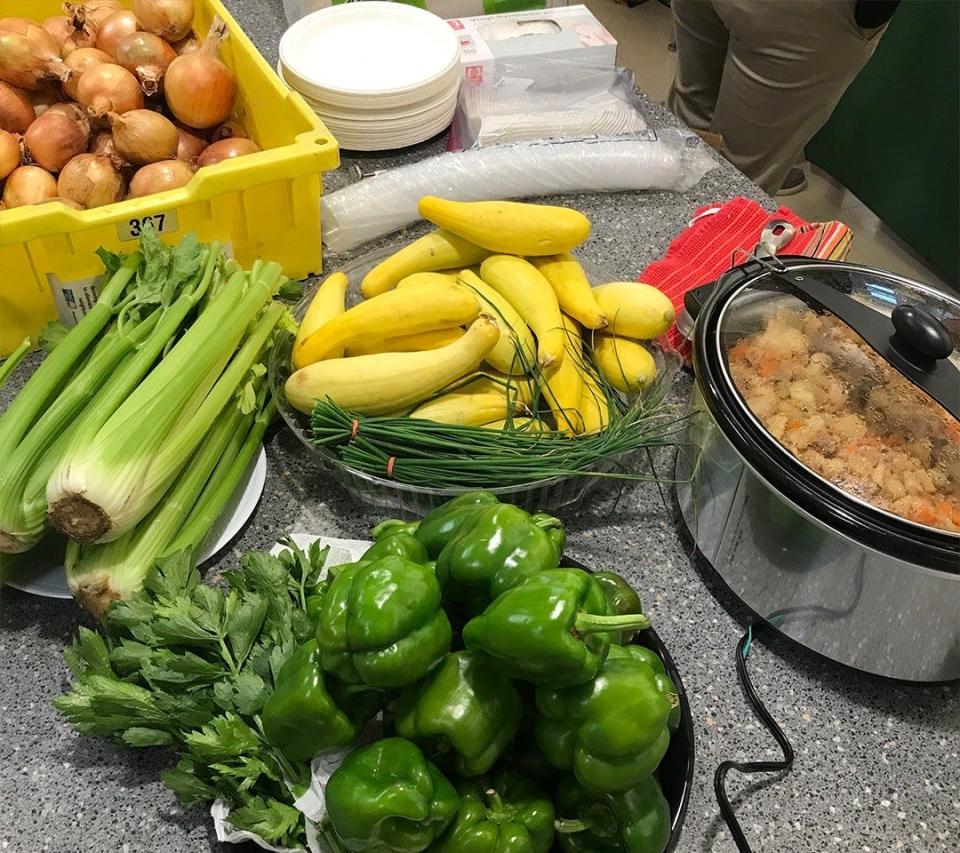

[727,308,960,533]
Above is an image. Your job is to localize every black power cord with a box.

[715,620,796,852]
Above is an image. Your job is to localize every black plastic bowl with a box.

[563,557,695,852]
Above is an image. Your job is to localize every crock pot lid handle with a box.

[787,274,960,420]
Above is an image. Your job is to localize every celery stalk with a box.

[49,264,285,544]
[0,338,31,389]
[0,254,141,462]
[66,402,249,616]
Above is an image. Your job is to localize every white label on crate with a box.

[117,210,179,241]
[46,273,103,327]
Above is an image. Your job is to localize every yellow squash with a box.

[578,368,610,435]
[540,315,585,434]
[479,255,566,370]
[531,254,607,330]
[285,315,500,415]
[396,271,461,289]
[593,335,657,394]
[360,229,491,298]
[418,196,591,256]
[294,284,479,367]
[482,416,548,432]
[345,327,464,357]
[456,270,537,374]
[292,272,348,365]
[592,282,675,340]
[409,390,521,427]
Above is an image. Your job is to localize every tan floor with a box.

[585,0,951,288]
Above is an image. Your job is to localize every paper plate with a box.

[279,2,460,100]
[4,446,267,600]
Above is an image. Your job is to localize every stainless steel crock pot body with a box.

[676,258,960,682]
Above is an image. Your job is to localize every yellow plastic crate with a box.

[0,0,339,356]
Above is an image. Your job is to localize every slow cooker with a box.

[675,254,959,682]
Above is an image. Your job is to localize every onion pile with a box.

[0,4,260,213]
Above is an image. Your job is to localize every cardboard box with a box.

[448,4,617,83]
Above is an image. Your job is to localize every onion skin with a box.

[46,102,91,129]
[95,10,140,58]
[67,1,123,32]
[30,85,63,118]
[114,31,176,96]
[197,136,259,168]
[210,119,246,142]
[0,81,34,132]
[171,33,200,55]
[174,122,206,165]
[0,18,36,34]
[89,127,112,154]
[134,0,194,43]
[24,110,90,172]
[0,26,72,90]
[43,15,97,57]
[3,164,58,207]
[77,63,144,119]
[111,108,177,165]
[63,46,112,100]
[57,152,125,208]
[163,19,235,129]
[0,128,21,180]
[128,158,192,197]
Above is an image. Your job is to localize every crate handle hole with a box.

[315,138,329,146]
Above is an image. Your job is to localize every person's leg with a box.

[707,0,887,194]
[667,0,730,131]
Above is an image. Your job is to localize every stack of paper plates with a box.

[278,2,461,151]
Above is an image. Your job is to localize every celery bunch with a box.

[0,226,289,615]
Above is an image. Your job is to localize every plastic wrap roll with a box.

[321,130,717,252]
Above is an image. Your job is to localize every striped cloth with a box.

[639,196,852,357]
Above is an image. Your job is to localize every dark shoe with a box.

[776,167,807,195]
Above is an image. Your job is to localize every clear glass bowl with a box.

[269,245,681,515]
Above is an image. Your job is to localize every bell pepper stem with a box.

[574,612,651,635]
[531,512,563,531]
[555,818,590,833]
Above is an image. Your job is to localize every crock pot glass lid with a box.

[716,265,960,535]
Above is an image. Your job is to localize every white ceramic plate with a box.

[4,446,267,599]
[279,2,460,99]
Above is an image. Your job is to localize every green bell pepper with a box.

[435,504,566,606]
[358,530,430,566]
[607,644,680,733]
[462,569,650,687]
[395,650,522,777]
[325,737,459,853]
[432,769,556,853]
[316,555,452,688]
[592,572,643,645]
[260,639,370,762]
[413,491,500,558]
[534,648,674,793]
[555,775,671,853]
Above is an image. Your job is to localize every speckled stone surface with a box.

[1,2,958,851]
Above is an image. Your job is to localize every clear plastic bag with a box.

[321,129,718,252]
[453,56,653,150]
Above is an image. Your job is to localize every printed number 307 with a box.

[129,214,166,236]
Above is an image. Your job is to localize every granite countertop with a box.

[1,2,958,851]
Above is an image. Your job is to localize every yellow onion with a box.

[0,25,72,91]
[46,101,90,125]
[24,109,90,172]
[57,152,125,208]
[77,63,143,119]
[43,15,96,57]
[3,164,57,207]
[197,136,259,168]
[114,31,175,96]
[163,17,235,129]
[110,108,176,165]
[63,46,111,99]
[35,195,85,209]
[210,119,246,143]
[171,33,199,55]
[128,158,192,197]
[133,0,194,43]
[0,128,20,180]
[174,121,206,164]
[95,10,140,58]
[0,81,33,132]
[66,1,123,32]
[0,18,36,34]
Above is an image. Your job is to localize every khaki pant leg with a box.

[709,0,886,194]
[667,0,731,132]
